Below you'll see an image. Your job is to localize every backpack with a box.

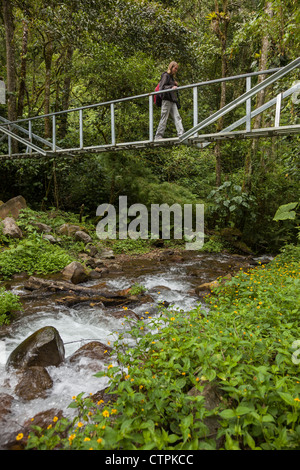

[154,82,162,107]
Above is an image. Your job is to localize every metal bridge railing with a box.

[0,58,299,157]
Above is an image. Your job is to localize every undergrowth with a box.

[24,245,300,450]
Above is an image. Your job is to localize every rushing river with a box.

[0,251,259,449]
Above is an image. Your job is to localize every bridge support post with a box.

[275,93,282,127]
[246,77,251,132]
[149,95,153,141]
[79,109,83,149]
[193,87,198,137]
[111,103,115,146]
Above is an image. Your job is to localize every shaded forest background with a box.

[0,0,299,253]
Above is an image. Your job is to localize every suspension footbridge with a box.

[0,57,299,160]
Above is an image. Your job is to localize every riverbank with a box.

[22,244,300,451]
[1,205,299,450]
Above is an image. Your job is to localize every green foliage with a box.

[200,237,224,253]
[129,282,146,296]
[25,249,300,450]
[0,235,74,279]
[273,202,299,221]
[0,287,23,326]
[206,181,256,229]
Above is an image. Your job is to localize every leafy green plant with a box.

[200,236,224,253]
[129,282,147,295]
[0,234,74,279]
[104,238,151,254]
[207,181,256,229]
[273,202,299,222]
[0,287,23,325]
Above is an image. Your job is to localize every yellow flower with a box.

[97,438,103,443]
[16,433,24,441]
[47,424,52,430]
[97,399,104,405]
[102,410,110,418]
[53,416,58,422]
[111,409,118,414]
[84,437,91,442]
[77,422,84,427]
[170,317,175,321]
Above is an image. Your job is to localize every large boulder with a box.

[15,366,53,401]
[0,196,27,220]
[0,393,14,423]
[61,261,88,284]
[1,217,23,239]
[6,326,65,370]
[68,341,113,364]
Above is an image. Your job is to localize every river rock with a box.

[74,230,92,243]
[0,195,27,219]
[68,341,113,364]
[6,326,65,370]
[58,223,83,236]
[61,261,88,284]
[109,309,139,320]
[1,217,23,238]
[84,243,99,257]
[0,393,15,422]
[99,249,115,259]
[6,408,64,450]
[15,366,53,401]
[42,234,60,243]
[195,280,220,295]
[32,222,52,233]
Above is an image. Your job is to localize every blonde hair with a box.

[167,61,179,75]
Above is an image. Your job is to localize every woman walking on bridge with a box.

[154,61,184,140]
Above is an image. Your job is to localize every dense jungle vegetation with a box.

[0,0,299,253]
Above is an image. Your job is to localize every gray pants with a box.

[155,100,184,139]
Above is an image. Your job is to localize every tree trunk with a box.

[212,0,230,187]
[58,45,73,139]
[1,0,18,152]
[44,36,54,139]
[17,20,29,118]
[243,1,272,192]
